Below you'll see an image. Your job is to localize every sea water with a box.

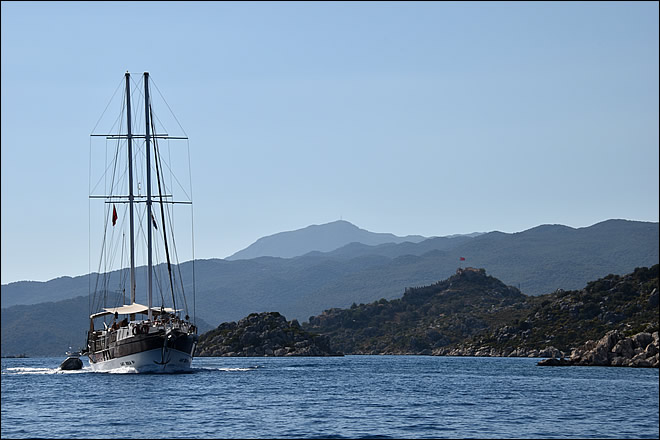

[1,355,658,439]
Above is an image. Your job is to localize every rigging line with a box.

[129,75,145,128]
[92,128,114,312]
[96,100,125,200]
[89,136,93,315]
[168,209,187,309]
[106,207,127,282]
[149,106,169,137]
[91,94,125,196]
[141,96,191,201]
[163,199,188,315]
[100,92,126,140]
[152,108,177,312]
[92,183,113,313]
[90,76,124,135]
[89,114,126,196]
[163,219,185,314]
[120,232,127,304]
[154,151,192,202]
[145,118,192,201]
[111,96,127,196]
[167,139,175,227]
[150,75,189,137]
[161,210,185,315]
[89,143,116,195]
[158,145,189,315]
[108,136,122,207]
[150,261,165,309]
[186,138,196,325]
[151,167,184,313]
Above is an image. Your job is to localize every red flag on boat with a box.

[460,257,465,261]
[151,212,158,230]
[112,205,118,226]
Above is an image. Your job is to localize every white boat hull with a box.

[88,347,194,373]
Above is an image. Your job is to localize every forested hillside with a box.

[303,265,659,356]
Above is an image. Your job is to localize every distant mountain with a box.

[1,276,92,309]
[303,234,475,259]
[226,220,427,260]
[1,219,658,356]
[1,266,168,309]
[1,295,98,357]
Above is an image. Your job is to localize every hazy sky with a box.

[2,1,658,284]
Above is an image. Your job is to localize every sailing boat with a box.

[83,72,198,373]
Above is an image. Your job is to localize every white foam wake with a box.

[3,366,90,375]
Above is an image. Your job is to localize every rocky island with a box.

[302,265,658,367]
[193,265,657,367]
[196,311,342,357]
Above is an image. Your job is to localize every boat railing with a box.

[107,317,195,336]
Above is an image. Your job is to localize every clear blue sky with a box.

[2,1,658,284]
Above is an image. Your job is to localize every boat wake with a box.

[3,365,162,375]
[195,366,260,373]
[216,366,259,372]
[100,366,141,374]
[3,365,261,375]
[3,366,91,375]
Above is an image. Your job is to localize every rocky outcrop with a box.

[305,267,529,355]
[433,344,566,358]
[538,330,659,368]
[537,357,572,366]
[196,312,342,357]
[569,330,658,367]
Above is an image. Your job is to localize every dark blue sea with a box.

[1,355,658,439]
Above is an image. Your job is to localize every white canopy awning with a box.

[89,303,180,319]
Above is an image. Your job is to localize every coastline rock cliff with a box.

[196,312,342,357]
[538,330,659,367]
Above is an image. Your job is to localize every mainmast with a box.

[125,72,137,316]
[144,72,154,322]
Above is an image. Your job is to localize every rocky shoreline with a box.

[195,311,658,367]
[192,265,658,366]
[196,312,342,357]
[193,311,659,366]
[538,330,659,368]
[432,345,566,358]
[431,330,659,368]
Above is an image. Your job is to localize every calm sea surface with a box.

[1,355,658,439]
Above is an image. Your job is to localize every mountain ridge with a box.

[1,219,658,356]
[226,220,428,260]
[2,219,657,310]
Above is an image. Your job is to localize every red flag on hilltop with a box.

[460,257,465,261]
[112,205,118,226]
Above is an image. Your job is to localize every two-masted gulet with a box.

[83,72,198,372]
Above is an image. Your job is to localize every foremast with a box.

[144,72,154,322]
[123,71,153,321]
[125,72,137,320]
